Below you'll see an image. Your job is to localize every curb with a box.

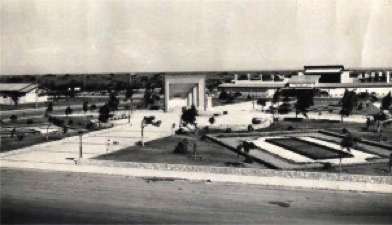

[75,159,392,194]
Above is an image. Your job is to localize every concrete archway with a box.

[164,74,206,112]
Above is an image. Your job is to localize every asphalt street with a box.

[1,167,391,224]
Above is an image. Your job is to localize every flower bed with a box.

[266,137,352,160]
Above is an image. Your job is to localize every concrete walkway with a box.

[0,111,181,165]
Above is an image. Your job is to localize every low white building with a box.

[0,83,48,105]
[218,65,392,98]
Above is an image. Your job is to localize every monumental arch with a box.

[164,74,206,112]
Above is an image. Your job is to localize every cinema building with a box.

[218,65,392,98]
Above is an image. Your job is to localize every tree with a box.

[181,105,198,130]
[47,102,53,114]
[218,88,228,101]
[5,92,24,107]
[83,101,89,119]
[206,83,215,96]
[257,99,266,111]
[125,86,134,118]
[381,92,392,111]
[373,110,388,133]
[272,89,281,106]
[98,104,111,127]
[46,117,53,140]
[108,92,119,113]
[10,115,17,123]
[90,104,97,111]
[140,116,162,146]
[339,89,357,123]
[209,116,215,124]
[65,106,73,117]
[125,86,134,104]
[295,90,314,119]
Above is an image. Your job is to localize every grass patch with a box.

[266,137,352,160]
[1,135,65,153]
[95,135,265,168]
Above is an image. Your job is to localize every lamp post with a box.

[78,131,84,158]
[141,116,162,146]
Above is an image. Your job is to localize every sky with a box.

[1,0,392,75]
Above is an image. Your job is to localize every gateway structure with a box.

[163,73,206,112]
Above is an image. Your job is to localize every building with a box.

[0,83,48,105]
[218,65,392,98]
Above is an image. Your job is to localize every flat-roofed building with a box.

[0,83,47,105]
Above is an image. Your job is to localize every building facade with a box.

[0,83,48,105]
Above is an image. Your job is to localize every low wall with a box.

[319,130,392,151]
[211,129,320,138]
[78,159,392,186]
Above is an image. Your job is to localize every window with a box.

[349,72,358,78]
[238,74,249,80]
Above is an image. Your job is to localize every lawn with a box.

[1,133,70,153]
[266,137,352,160]
[95,135,266,168]
[305,162,391,176]
[259,119,392,143]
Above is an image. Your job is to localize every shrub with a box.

[225,127,232,133]
[248,125,254,132]
[283,117,304,122]
[369,95,378,103]
[26,119,34,124]
[223,111,228,115]
[17,133,25,141]
[323,162,332,170]
[86,122,94,130]
[10,115,17,123]
[287,126,295,131]
[176,127,189,135]
[149,105,160,110]
[65,106,73,116]
[209,117,215,124]
[244,156,253,163]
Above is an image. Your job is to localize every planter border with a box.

[77,158,392,185]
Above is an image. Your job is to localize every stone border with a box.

[211,129,320,138]
[319,130,392,151]
[77,159,392,185]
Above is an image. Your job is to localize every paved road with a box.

[1,168,391,224]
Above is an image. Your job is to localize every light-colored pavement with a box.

[2,167,392,224]
[0,111,181,164]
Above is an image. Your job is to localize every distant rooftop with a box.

[0,83,38,93]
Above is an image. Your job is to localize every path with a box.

[0,111,181,165]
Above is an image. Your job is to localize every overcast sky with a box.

[1,0,392,75]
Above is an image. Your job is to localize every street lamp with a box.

[141,116,162,146]
[78,130,84,158]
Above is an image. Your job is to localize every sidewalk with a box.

[0,111,180,165]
